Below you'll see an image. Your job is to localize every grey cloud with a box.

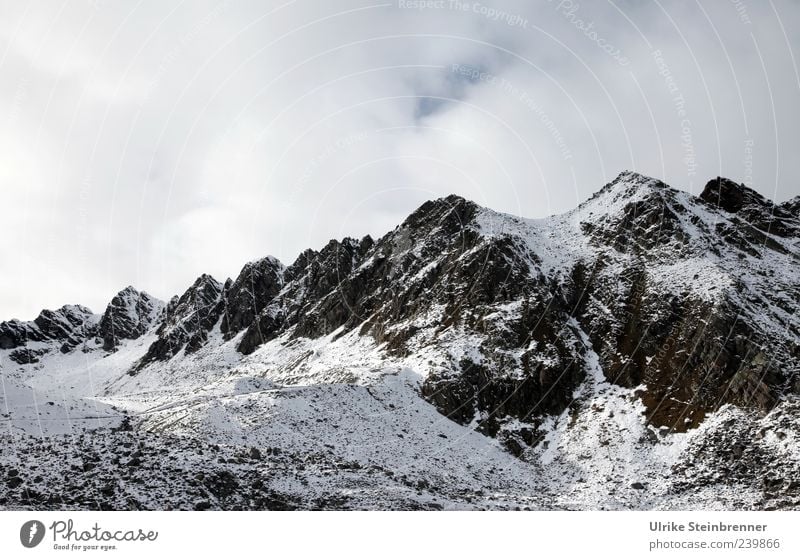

[0,0,797,319]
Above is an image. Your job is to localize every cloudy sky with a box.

[1,0,798,319]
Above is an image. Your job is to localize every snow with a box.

[1,171,797,510]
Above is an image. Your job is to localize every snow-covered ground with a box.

[1,172,798,510]
[2,316,795,510]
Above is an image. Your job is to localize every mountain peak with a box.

[99,286,164,351]
[699,177,768,213]
[241,255,284,272]
[615,169,667,186]
[780,195,800,217]
[400,194,480,236]
[221,255,286,338]
[0,304,99,359]
[191,273,222,291]
[700,177,798,238]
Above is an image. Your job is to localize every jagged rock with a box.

[99,286,163,351]
[221,256,284,338]
[232,173,798,439]
[238,236,373,353]
[0,304,98,361]
[780,195,800,217]
[0,319,44,349]
[33,305,95,341]
[1,170,797,498]
[700,177,767,213]
[700,177,798,239]
[8,347,48,364]
[135,275,224,368]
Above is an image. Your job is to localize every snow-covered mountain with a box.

[1,171,798,510]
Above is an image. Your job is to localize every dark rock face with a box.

[700,177,799,239]
[700,177,766,213]
[0,319,43,350]
[34,305,97,352]
[0,305,99,362]
[780,196,800,217]
[136,275,224,367]
[570,262,786,430]
[99,287,163,351]
[670,401,800,508]
[220,257,284,338]
[238,236,373,354]
[231,176,798,445]
[580,177,698,255]
[235,195,590,443]
[8,347,48,364]
[565,175,798,431]
[3,171,797,457]
[237,196,485,355]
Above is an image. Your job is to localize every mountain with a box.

[99,286,164,352]
[1,171,798,510]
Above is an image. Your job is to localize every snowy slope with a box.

[1,171,798,510]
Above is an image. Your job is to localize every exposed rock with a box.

[227,172,798,441]
[0,304,99,362]
[135,275,224,368]
[99,286,163,351]
[700,177,767,213]
[700,177,798,239]
[238,236,373,354]
[779,195,800,217]
[221,256,284,338]
[1,171,797,496]
[0,319,44,350]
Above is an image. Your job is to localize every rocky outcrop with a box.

[136,275,224,367]
[237,236,373,354]
[700,177,799,241]
[220,257,284,338]
[780,195,800,217]
[700,176,769,214]
[0,305,99,362]
[230,173,798,445]
[33,305,97,352]
[3,171,797,455]
[235,196,585,443]
[99,287,163,351]
[0,319,44,350]
[567,174,798,431]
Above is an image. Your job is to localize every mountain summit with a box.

[1,171,798,510]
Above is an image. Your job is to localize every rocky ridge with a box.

[1,171,798,510]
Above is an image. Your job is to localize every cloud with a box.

[0,0,798,319]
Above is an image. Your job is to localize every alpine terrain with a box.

[1,171,798,511]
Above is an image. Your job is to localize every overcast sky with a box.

[1,0,799,320]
